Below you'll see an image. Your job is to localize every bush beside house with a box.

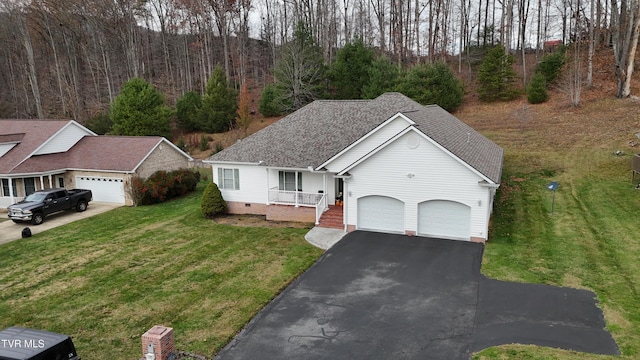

[201,183,227,218]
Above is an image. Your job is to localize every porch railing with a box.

[315,193,327,225]
[268,187,328,224]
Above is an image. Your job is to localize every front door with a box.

[335,178,344,205]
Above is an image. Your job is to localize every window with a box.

[217,168,239,190]
[279,171,302,191]
[58,177,65,188]
[2,179,17,197]
[24,177,36,196]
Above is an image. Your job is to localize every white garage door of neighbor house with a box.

[418,200,470,240]
[75,176,125,204]
[357,196,405,234]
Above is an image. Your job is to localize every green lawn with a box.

[473,105,640,358]
[0,182,323,359]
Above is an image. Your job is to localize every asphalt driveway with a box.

[214,231,619,360]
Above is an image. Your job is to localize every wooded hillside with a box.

[0,0,638,124]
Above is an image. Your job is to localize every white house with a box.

[204,93,503,243]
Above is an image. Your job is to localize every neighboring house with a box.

[0,119,192,208]
[205,93,503,243]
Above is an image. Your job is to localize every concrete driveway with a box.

[0,202,121,245]
[214,231,618,360]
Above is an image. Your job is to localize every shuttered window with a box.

[217,168,240,190]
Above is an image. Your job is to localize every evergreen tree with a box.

[200,66,237,133]
[362,57,401,99]
[527,72,549,104]
[259,83,283,117]
[110,78,172,137]
[328,39,375,99]
[395,62,465,111]
[536,49,566,83]
[85,112,113,135]
[201,182,228,218]
[273,22,325,112]
[477,46,520,102]
[175,91,202,132]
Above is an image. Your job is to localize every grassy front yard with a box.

[0,182,323,359]
[2,98,640,360]
[465,98,640,359]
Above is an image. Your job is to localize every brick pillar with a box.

[142,326,175,360]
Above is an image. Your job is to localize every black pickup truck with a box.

[7,188,92,225]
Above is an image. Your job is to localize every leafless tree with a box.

[611,0,640,97]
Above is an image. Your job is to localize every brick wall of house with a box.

[135,142,191,179]
[227,201,267,215]
[266,204,315,223]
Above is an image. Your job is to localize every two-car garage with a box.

[357,195,471,241]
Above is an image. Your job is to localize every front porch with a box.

[268,187,328,225]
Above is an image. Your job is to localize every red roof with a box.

[0,120,72,174]
[1,120,180,175]
[12,136,164,174]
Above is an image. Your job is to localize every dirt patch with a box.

[212,214,313,229]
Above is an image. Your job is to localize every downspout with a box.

[266,167,270,205]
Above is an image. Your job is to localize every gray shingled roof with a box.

[206,93,503,183]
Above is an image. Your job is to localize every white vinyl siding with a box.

[213,165,267,204]
[34,123,93,155]
[346,130,492,240]
[218,168,240,190]
[324,116,412,173]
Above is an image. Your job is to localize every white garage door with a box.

[75,176,125,204]
[418,200,470,240]
[357,196,405,233]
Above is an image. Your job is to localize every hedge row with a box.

[132,169,201,205]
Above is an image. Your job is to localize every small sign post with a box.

[547,181,558,214]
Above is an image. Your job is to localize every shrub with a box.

[132,169,200,205]
[201,182,227,218]
[198,133,210,151]
[527,73,549,104]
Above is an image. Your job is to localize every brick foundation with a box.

[346,224,356,232]
[142,326,175,360]
[470,236,486,244]
[227,201,267,215]
[266,204,316,222]
[405,230,416,236]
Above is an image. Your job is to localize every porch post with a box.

[323,173,326,200]
[343,179,348,232]
[294,171,299,207]
[40,176,45,190]
[8,178,15,204]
